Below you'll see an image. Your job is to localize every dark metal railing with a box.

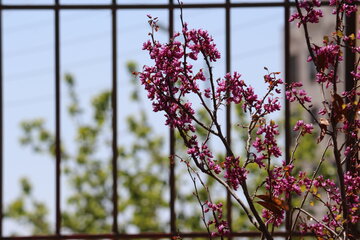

[0,1,356,239]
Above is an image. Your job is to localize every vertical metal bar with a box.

[225,0,232,238]
[284,0,292,234]
[345,7,356,97]
[169,0,176,236]
[0,0,3,237]
[54,0,61,235]
[111,0,119,235]
[344,11,356,172]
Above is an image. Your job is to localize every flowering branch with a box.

[289,1,359,239]
[139,1,359,239]
[294,207,339,238]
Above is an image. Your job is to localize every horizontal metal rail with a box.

[2,231,315,239]
[0,1,336,10]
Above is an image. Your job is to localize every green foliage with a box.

[5,183,51,235]
[92,91,111,126]
[19,119,55,155]
[20,178,32,196]
[65,73,82,117]
[5,62,172,234]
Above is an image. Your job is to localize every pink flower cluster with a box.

[184,25,221,62]
[216,72,245,104]
[140,38,196,131]
[253,121,282,167]
[299,222,328,238]
[351,66,360,81]
[299,175,343,236]
[267,164,302,199]
[344,171,360,224]
[263,97,281,114]
[315,70,336,88]
[140,16,223,133]
[289,0,322,27]
[309,43,342,88]
[299,172,359,236]
[204,201,230,236]
[342,119,360,138]
[262,209,284,227]
[223,156,248,190]
[262,164,302,226]
[217,72,282,112]
[329,0,358,16]
[286,82,312,104]
[187,140,222,174]
[309,44,342,71]
[293,120,314,135]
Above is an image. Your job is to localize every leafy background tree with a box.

[5,62,171,234]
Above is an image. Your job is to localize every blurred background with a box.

[1,0,346,238]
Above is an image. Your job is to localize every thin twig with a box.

[288,138,331,239]
[293,208,339,238]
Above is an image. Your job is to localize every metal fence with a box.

[0,1,356,239]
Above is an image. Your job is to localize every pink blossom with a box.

[263,97,281,113]
[289,0,323,27]
[330,0,358,16]
[344,172,360,223]
[205,201,230,236]
[293,120,314,135]
[262,209,284,227]
[254,121,282,159]
[309,44,342,71]
[186,28,221,62]
[267,163,302,198]
[223,156,248,190]
[186,138,222,174]
[286,82,312,104]
[318,108,327,115]
[216,72,244,104]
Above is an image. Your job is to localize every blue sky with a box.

[3,0,284,235]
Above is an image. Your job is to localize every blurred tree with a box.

[5,62,172,234]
